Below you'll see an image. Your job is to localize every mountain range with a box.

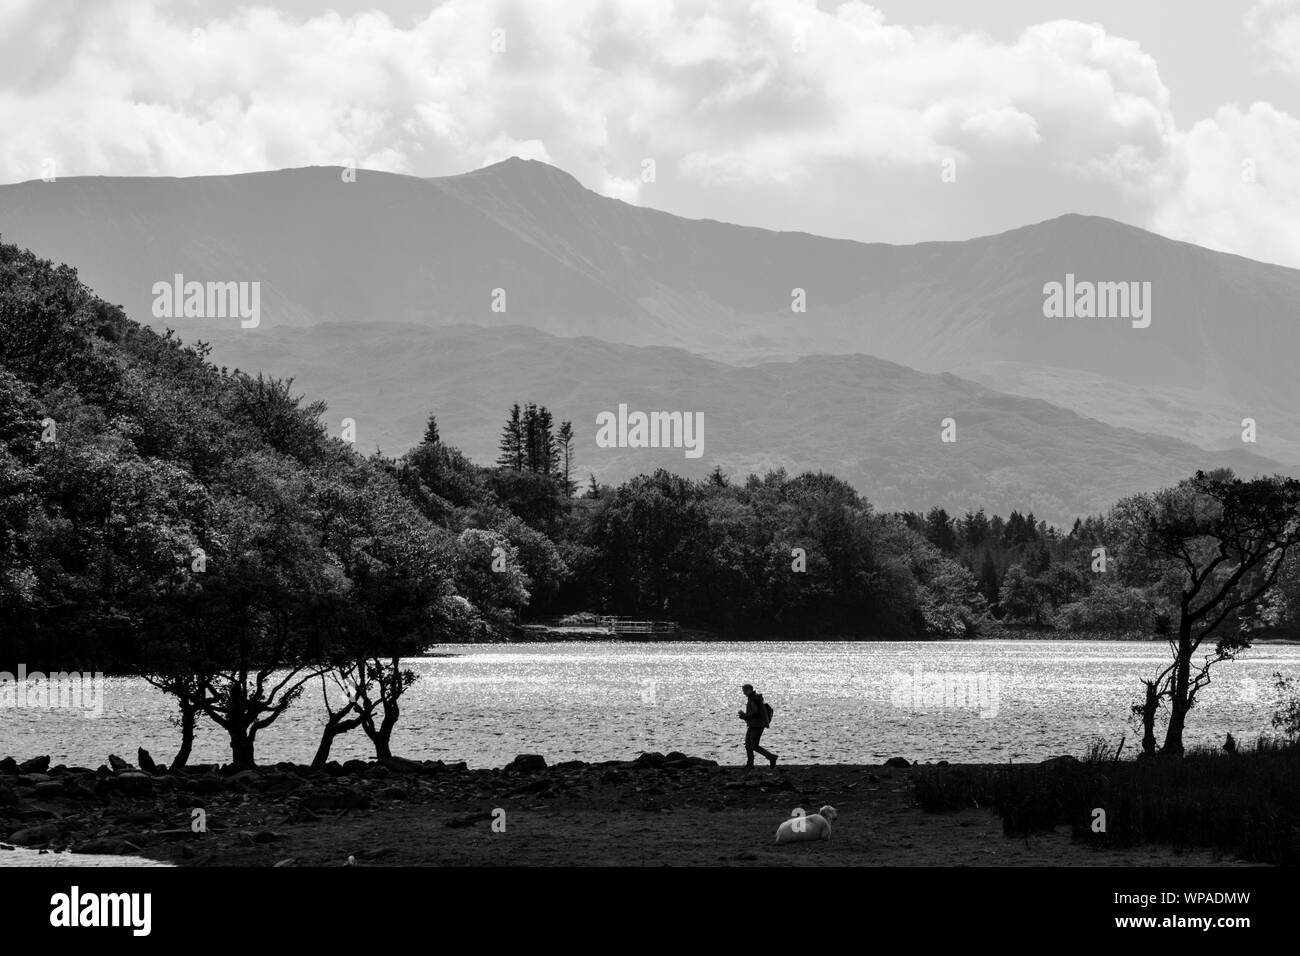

[0,158,1294,521]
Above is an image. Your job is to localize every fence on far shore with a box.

[595,616,680,637]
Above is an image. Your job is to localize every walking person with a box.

[738,683,777,768]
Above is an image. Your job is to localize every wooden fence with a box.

[595,616,680,636]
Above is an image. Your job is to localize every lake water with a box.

[1,641,1296,769]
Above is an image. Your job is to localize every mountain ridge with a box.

[2,158,1296,480]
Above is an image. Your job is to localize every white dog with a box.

[774,805,837,844]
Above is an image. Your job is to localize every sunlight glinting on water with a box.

[1,641,1294,768]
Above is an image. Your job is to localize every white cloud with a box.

[0,0,1298,267]
[1153,102,1300,265]
[1247,0,1300,76]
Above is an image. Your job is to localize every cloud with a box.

[1247,0,1300,76]
[1153,102,1300,265]
[0,0,1298,267]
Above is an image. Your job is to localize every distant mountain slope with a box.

[2,159,1298,462]
[187,322,1283,524]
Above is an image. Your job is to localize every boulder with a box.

[383,756,425,775]
[107,754,131,773]
[0,787,18,806]
[9,822,61,845]
[33,781,65,799]
[342,759,370,775]
[0,757,18,774]
[633,752,667,769]
[137,748,158,774]
[109,772,154,797]
[883,757,913,768]
[18,756,50,774]
[504,754,547,773]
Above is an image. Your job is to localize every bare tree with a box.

[1111,470,1300,754]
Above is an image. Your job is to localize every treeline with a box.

[898,506,1152,633]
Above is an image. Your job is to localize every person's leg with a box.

[744,726,758,768]
[751,727,777,766]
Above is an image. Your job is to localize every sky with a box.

[2,0,1299,267]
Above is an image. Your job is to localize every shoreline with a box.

[0,752,1260,867]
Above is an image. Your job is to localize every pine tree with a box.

[422,413,440,446]
[497,403,524,470]
[557,421,575,495]
[522,402,540,472]
[537,406,557,477]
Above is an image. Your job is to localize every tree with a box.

[1271,672,1300,740]
[535,405,557,476]
[179,455,345,766]
[422,413,440,446]
[311,464,456,762]
[962,508,991,547]
[557,420,575,496]
[924,506,958,554]
[998,563,1045,624]
[978,550,1000,607]
[497,403,524,470]
[1111,471,1300,754]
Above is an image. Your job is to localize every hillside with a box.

[189,321,1283,523]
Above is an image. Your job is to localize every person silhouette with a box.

[738,683,777,768]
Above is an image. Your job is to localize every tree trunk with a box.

[1162,619,1193,755]
[313,712,363,767]
[171,698,197,770]
[313,724,342,768]
[229,726,256,767]
[365,703,398,761]
[1140,682,1157,756]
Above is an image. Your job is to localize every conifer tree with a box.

[497,403,524,470]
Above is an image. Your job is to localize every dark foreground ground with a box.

[0,751,1255,866]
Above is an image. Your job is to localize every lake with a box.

[1,641,1295,769]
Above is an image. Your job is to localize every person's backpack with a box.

[762,700,774,727]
